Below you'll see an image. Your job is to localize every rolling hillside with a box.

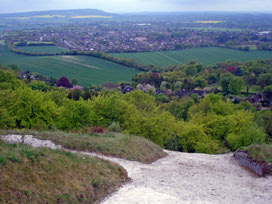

[0,45,139,86]
[111,47,272,67]
[0,9,113,19]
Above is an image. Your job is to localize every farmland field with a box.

[0,45,139,86]
[17,45,66,54]
[111,47,272,67]
[182,27,244,32]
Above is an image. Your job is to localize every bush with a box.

[1,88,57,129]
[90,93,125,127]
[226,124,266,151]
[179,123,220,154]
[255,111,272,138]
[91,126,105,134]
[107,122,122,133]
[56,77,72,88]
[0,70,21,90]
[163,98,194,121]
[28,80,49,92]
[57,99,92,130]
[0,107,14,129]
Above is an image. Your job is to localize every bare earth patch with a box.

[98,151,272,204]
[1,135,271,204]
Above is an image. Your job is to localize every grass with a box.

[1,130,167,163]
[111,47,272,67]
[0,45,139,86]
[17,46,66,54]
[0,140,127,204]
[182,27,244,32]
[241,144,272,164]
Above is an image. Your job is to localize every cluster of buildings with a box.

[5,22,272,53]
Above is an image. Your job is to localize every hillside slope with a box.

[0,9,113,19]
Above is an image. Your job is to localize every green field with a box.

[111,47,272,67]
[17,45,66,54]
[183,27,244,32]
[0,45,139,86]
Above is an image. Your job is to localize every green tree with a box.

[174,81,183,91]
[0,70,21,90]
[263,85,272,100]
[179,123,220,153]
[226,124,266,151]
[195,77,208,88]
[156,93,169,103]
[71,78,78,86]
[255,111,272,137]
[257,74,272,89]
[242,70,256,94]
[0,106,13,129]
[164,98,194,121]
[58,99,92,130]
[28,80,49,92]
[220,73,233,94]
[160,81,170,90]
[3,88,57,129]
[90,93,126,127]
[228,77,245,95]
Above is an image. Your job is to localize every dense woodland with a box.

[1,60,271,154]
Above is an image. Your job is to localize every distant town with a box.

[2,21,272,53]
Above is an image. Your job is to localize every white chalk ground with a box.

[1,135,272,204]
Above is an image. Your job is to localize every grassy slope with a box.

[111,47,272,67]
[1,130,167,163]
[241,144,272,164]
[0,45,139,86]
[17,45,66,54]
[0,140,127,204]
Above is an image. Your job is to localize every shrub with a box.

[243,144,272,164]
[91,126,105,134]
[56,77,72,88]
[57,99,92,130]
[179,123,220,154]
[163,98,194,121]
[1,88,57,129]
[90,93,125,127]
[0,70,21,90]
[255,111,272,138]
[28,80,49,92]
[0,107,14,129]
[156,93,169,103]
[107,122,122,133]
[226,124,266,151]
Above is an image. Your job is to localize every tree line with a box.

[1,66,271,154]
[6,40,154,72]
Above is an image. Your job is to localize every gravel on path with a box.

[1,134,271,204]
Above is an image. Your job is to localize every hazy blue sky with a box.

[0,0,272,13]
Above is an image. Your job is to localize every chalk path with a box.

[1,135,271,204]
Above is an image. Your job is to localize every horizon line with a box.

[1,8,272,15]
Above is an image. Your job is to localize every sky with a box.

[0,0,272,13]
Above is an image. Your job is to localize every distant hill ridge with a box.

[0,9,113,18]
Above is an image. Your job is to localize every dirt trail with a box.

[1,135,272,204]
